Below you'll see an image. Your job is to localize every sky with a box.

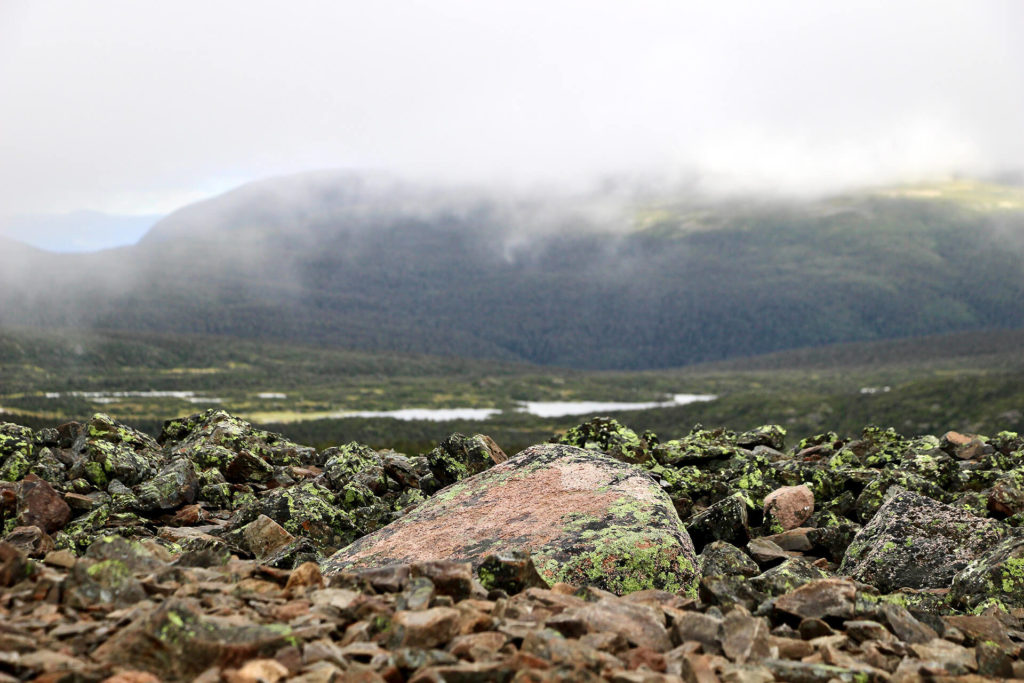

[1,0,1023,222]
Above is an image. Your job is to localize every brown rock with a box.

[93,598,293,679]
[720,607,773,664]
[4,525,54,557]
[0,541,31,586]
[226,658,289,683]
[762,485,814,532]
[17,474,71,533]
[284,561,324,595]
[758,528,813,552]
[238,514,295,560]
[746,538,795,565]
[878,603,937,644]
[447,631,508,659]
[389,607,462,649]
[672,612,722,653]
[411,560,473,600]
[568,597,672,652]
[941,614,1013,649]
[102,672,163,683]
[773,579,856,621]
[909,638,977,674]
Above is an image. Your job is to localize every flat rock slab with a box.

[839,486,1006,593]
[322,443,699,595]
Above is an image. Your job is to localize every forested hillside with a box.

[1,174,1022,369]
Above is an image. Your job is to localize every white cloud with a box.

[0,0,1021,215]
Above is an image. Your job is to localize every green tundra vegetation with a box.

[1,325,1021,455]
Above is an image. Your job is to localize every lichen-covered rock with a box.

[132,457,200,512]
[950,534,1024,611]
[685,493,751,550]
[230,482,356,554]
[0,423,34,481]
[553,417,654,465]
[839,486,1007,592]
[422,433,501,494]
[699,541,760,578]
[322,443,699,595]
[158,409,314,478]
[76,414,163,487]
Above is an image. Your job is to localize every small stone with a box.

[672,612,723,653]
[909,638,977,674]
[720,607,773,664]
[227,658,289,683]
[877,603,937,644]
[568,597,672,651]
[238,514,295,560]
[16,474,71,533]
[773,578,856,621]
[284,561,324,595]
[411,560,473,600]
[0,542,32,586]
[762,485,814,532]
[477,551,549,593]
[389,607,462,649]
[700,541,760,577]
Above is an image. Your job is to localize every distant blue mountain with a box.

[0,210,162,253]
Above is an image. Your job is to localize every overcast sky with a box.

[1,0,1022,217]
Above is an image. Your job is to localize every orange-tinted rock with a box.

[762,485,814,531]
[322,444,699,596]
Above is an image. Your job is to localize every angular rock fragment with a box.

[762,484,814,532]
[839,486,1005,592]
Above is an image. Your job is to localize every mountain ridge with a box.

[2,172,1023,370]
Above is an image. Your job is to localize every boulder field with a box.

[1,409,1024,680]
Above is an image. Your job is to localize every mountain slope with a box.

[1,173,1023,369]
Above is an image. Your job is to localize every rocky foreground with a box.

[2,410,1024,681]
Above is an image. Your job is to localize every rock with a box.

[762,485,814,532]
[0,541,32,586]
[672,612,722,653]
[477,550,550,594]
[565,597,672,651]
[748,558,830,597]
[746,538,795,566]
[877,603,938,644]
[950,534,1024,611]
[133,457,200,512]
[16,474,71,532]
[554,416,654,465]
[773,578,857,621]
[323,444,699,596]
[685,493,751,550]
[721,607,773,664]
[839,486,1005,592]
[231,514,296,560]
[409,560,473,601]
[420,434,497,494]
[388,607,463,649]
[3,525,54,556]
[699,541,760,577]
[231,482,355,553]
[737,425,787,451]
[0,423,34,481]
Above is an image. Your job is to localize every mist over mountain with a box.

[2,171,1023,370]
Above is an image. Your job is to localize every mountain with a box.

[1,173,1023,370]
